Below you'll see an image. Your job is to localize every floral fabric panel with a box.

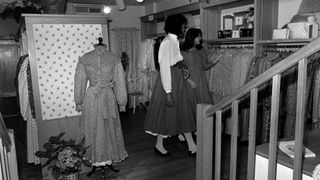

[33,24,103,120]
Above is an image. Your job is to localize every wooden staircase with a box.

[196,36,320,180]
[0,114,19,180]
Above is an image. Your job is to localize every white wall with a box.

[65,3,144,55]
[106,5,144,29]
[278,0,302,28]
[255,155,313,180]
[106,5,144,54]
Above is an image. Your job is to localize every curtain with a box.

[112,28,140,107]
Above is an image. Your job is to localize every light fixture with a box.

[136,0,144,2]
[103,0,111,14]
[103,6,111,14]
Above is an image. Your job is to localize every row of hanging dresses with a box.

[15,54,40,164]
[206,45,254,138]
[245,47,320,144]
[246,49,294,143]
[14,30,40,164]
[307,52,320,129]
[138,37,163,103]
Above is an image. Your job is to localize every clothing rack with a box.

[207,43,254,49]
[111,27,140,32]
[145,33,166,38]
[262,44,304,53]
[205,38,254,49]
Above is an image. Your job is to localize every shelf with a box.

[145,33,166,38]
[204,37,253,44]
[0,92,17,98]
[256,38,316,45]
[140,2,200,22]
[201,0,254,9]
[256,130,320,177]
[2,114,20,119]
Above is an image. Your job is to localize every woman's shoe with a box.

[106,164,120,173]
[178,134,186,142]
[154,147,172,157]
[188,151,196,158]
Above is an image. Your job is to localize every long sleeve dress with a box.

[74,48,128,166]
[181,49,214,104]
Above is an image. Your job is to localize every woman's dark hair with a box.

[164,14,187,36]
[181,28,203,51]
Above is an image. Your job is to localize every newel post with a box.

[196,103,214,180]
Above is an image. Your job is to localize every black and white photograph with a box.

[1,0,320,180]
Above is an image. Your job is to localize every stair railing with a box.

[196,37,320,180]
[0,114,19,180]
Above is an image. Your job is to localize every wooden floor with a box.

[17,106,197,180]
[15,105,251,180]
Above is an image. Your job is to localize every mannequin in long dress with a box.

[74,38,127,176]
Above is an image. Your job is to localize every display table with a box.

[255,130,320,180]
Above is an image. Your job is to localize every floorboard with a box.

[17,106,197,180]
[14,105,249,180]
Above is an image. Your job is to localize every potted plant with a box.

[35,132,91,180]
[0,0,43,23]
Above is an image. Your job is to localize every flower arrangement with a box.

[0,0,43,23]
[35,132,91,179]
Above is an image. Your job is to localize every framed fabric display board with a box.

[22,14,109,179]
[24,14,109,121]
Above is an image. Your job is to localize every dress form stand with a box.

[86,37,120,179]
[97,37,105,46]
[86,164,120,178]
[94,37,106,54]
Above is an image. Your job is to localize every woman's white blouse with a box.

[158,33,183,93]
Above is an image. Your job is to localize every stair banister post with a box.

[196,103,214,180]
[293,58,307,180]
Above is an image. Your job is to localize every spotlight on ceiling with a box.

[136,0,144,2]
[103,6,111,14]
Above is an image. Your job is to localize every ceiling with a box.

[67,0,164,6]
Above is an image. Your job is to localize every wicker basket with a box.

[62,172,79,180]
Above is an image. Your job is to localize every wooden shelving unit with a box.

[256,38,315,45]
[200,0,254,40]
[200,0,280,55]
[140,2,200,40]
[204,37,253,44]
[0,92,17,98]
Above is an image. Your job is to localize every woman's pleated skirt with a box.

[144,65,196,137]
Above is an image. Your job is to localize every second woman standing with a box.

[181,28,218,105]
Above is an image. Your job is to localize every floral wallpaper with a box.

[33,24,103,120]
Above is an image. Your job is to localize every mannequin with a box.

[74,37,128,178]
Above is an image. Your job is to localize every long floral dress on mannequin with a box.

[74,40,128,166]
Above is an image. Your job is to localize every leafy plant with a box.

[35,132,91,179]
[0,0,43,23]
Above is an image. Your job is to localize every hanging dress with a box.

[17,56,40,164]
[74,47,128,165]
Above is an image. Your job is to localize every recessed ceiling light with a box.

[136,0,144,2]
